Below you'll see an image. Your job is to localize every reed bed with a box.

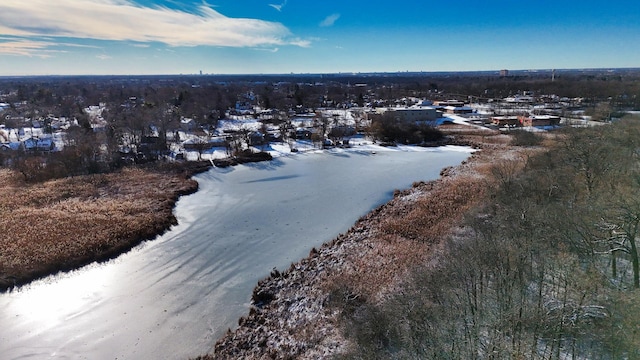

[210,140,537,359]
[0,166,201,290]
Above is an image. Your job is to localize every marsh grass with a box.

[208,136,543,359]
[0,165,201,290]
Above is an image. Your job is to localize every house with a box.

[518,115,561,127]
[248,132,265,146]
[85,104,108,130]
[180,117,196,132]
[183,138,215,151]
[235,101,253,113]
[491,116,519,127]
[21,137,54,152]
[464,113,490,124]
[18,127,43,138]
[295,128,313,139]
[38,138,54,151]
[443,105,474,114]
[504,95,534,103]
[435,100,466,107]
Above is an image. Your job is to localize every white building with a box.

[375,104,442,122]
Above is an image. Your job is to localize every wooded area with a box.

[337,118,640,359]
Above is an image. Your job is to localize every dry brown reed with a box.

[0,165,201,290]
[210,133,534,359]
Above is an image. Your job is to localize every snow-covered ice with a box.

[0,146,473,359]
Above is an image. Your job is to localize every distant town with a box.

[2,69,640,360]
[1,68,638,177]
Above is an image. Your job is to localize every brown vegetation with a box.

[205,119,640,359]
[207,130,526,359]
[0,162,209,291]
[335,118,640,359]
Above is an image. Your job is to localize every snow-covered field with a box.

[176,112,480,162]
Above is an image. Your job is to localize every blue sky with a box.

[0,0,638,75]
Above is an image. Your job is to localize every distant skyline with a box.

[0,1,639,76]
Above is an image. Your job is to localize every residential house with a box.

[518,115,561,127]
[21,137,54,152]
[491,116,520,127]
[180,117,196,132]
[443,105,474,114]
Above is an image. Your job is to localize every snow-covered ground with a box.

[0,108,487,159]
[180,133,474,162]
[177,113,482,162]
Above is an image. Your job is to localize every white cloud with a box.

[269,0,288,12]
[0,0,309,49]
[320,14,341,27]
[0,39,63,57]
[0,36,103,57]
[96,54,112,60]
[254,47,279,53]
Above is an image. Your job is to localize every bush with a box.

[510,129,543,146]
[235,150,273,163]
[340,121,640,359]
[370,116,444,145]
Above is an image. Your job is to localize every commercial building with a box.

[374,106,442,122]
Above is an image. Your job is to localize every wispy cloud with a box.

[0,38,66,57]
[0,36,104,57]
[268,0,288,12]
[96,54,112,60]
[0,0,310,52]
[320,13,341,27]
[254,47,279,53]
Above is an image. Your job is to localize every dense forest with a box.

[336,118,640,359]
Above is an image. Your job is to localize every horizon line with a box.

[1,67,639,79]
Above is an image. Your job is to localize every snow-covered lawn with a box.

[176,113,481,162]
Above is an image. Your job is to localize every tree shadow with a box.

[243,157,286,171]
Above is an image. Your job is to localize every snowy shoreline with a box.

[1,137,481,360]
[0,162,210,292]
[206,141,514,359]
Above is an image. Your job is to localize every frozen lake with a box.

[0,146,472,359]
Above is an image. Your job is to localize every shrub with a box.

[235,150,273,163]
[510,129,543,146]
[370,116,444,145]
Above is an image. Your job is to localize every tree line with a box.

[2,73,638,182]
[337,117,640,359]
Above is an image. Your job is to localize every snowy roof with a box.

[22,137,54,150]
[444,106,473,111]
